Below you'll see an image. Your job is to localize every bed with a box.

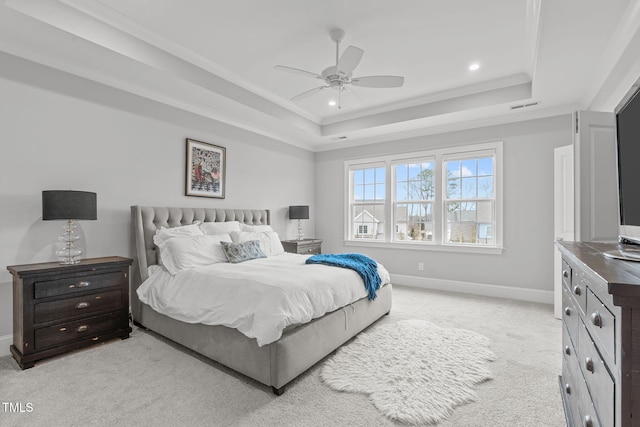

[130,205,392,395]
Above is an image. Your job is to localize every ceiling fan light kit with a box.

[274,29,405,108]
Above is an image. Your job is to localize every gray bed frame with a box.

[130,205,392,395]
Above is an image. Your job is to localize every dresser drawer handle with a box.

[59,327,67,332]
[564,307,571,316]
[590,311,602,327]
[564,346,571,356]
[572,285,581,296]
[562,270,569,278]
[583,415,593,427]
[76,325,89,333]
[75,302,90,309]
[585,357,594,373]
[69,281,91,289]
[565,384,571,395]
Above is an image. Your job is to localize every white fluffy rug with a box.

[320,319,496,425]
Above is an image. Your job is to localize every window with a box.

[345,142,502,251]
[444,155,495,245]
[349,165,385,240]
[393,160,434,242]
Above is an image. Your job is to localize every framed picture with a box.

[186,138,226,198]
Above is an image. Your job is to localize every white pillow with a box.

[153,223,203,246]
[240,223,273,233]
[199,221,241,235]
[230,230,284,257]
[156,234,232,275]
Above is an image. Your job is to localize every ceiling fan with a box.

[274,29,404,108]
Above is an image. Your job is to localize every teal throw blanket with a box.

[305,253,381,300]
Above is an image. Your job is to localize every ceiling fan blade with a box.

[290,86,326,101]
[351,75,405,88]
[274,65,323,80]
[337,46,364,75]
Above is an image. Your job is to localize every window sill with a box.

[343,240,505,255]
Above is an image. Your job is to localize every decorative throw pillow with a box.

[220,240,267,263]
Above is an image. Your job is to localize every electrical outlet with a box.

[418,262,424,271]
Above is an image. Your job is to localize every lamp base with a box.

[296,219,305,241]
[56,220,83,264]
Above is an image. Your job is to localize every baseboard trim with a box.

[0,334,12,357]
[391,274,554,304]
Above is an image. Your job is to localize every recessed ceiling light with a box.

[328,100,337,106]
[469,63,480,71]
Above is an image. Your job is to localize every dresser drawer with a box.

[34,290,122,324]
[563,286,579,343]
[586,288,615,365]
[34,271,124,299]
[578,322,614,427]
[562,362,580,427]
[562,260,571,289]
[34,312,122,350]
[571,271,587,314]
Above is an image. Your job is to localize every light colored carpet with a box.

[321,320,495,425]
[0,285,565,426]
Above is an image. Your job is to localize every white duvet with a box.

[137,253,391,346]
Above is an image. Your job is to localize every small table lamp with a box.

[289,205,309,241]
[42,190,97,264]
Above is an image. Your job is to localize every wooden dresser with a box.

[281,239,322,255]
[557,241,640,427]
[7,256,132,369]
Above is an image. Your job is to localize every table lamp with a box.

[289,205,309,241]
[42,190,97,264]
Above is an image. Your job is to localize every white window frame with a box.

[344,141,503,254]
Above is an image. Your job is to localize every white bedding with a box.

[137,253,391,346]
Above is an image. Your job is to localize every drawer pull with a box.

[590,311,602,327]
[59,327,67,332]
[562,270,569,278]
[565,384,571,395]
[91,337,100,341]
[585,357,594,373]
[564,346,571,355]
[564,307,571,316]
[572,285,581,296]
[69,281,91,289]
[76,325,89,333]
[75,302,90,309]
[583,415,593,427]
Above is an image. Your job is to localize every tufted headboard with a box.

[129,206,270,316]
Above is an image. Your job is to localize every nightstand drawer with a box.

[34,271,123,299]
[34,290,122,324]
[282,239,322,255]
[296,244,321,255]
[34,312,122,350]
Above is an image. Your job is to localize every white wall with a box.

[0,56,315,341]
[315,115,572,302]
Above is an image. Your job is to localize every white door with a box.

[554,145,574,319]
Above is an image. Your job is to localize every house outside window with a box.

[345,142,502,252]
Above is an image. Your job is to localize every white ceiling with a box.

[1,0,639,151]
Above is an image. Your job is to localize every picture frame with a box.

[185,138,226,198]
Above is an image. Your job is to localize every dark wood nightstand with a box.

[281,239,322,255]
[7,256,132,369]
